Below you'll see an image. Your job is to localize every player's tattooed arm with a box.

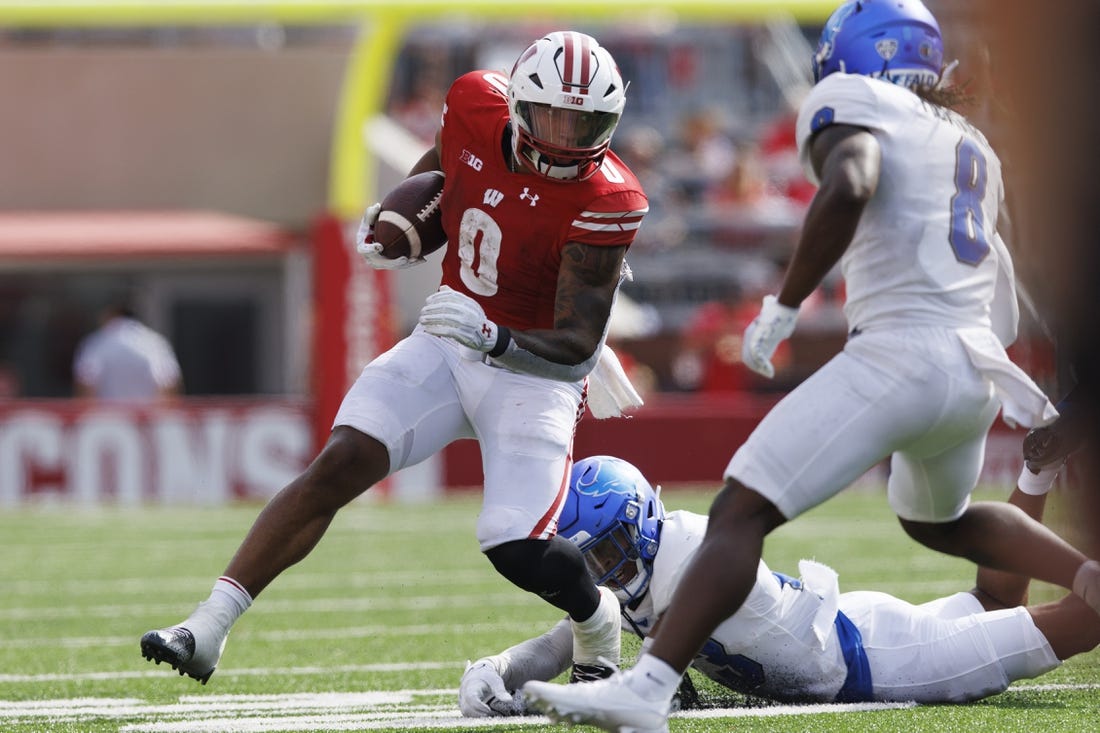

[508,242,627,368]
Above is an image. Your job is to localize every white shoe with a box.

[523,669,671,733]
[572,586,622,666]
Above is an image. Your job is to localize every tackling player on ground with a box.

[463,456,1096,716]
[140,31,647,686]
[523,3,1100,731]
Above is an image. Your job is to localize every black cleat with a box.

[140,627,216,684]
[671,672,700,711]
[569,661,616,684]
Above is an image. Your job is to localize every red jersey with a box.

[437,70,649,330]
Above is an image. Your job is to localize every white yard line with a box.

[3,686,1098,732]
[123,712,546,732]
[0,691,928,733]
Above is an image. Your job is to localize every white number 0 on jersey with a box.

[457,208,503,296]
[454,157,623,296]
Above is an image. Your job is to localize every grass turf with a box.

[1,484,1096,732]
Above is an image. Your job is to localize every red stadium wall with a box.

[0,399,311,505]
[441,393,1031,491]
[441,394,781,487]
[0,395,1029,504]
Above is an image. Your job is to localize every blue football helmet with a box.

[812,0,944,89]
[558,456,664,604]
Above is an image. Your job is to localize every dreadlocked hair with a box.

[914,74,976,111]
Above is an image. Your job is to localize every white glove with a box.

[418,286,507,354]
[458,659,525,717]
[741,294,799,378]
[355,202,425,270]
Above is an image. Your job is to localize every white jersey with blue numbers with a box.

[487,510,1058,705]
[628,511,853,702]
[795,73,1016,340]
[623,511,1058,704]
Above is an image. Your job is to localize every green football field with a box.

[2,485,1097,732]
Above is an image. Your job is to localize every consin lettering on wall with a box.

[0,401,312,505]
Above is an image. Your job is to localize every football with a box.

[372,170,447,260]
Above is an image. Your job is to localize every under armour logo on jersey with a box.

[519,188,540,207]
[480,322,493,338]
[483,189,504,207]
[460,149,484,171]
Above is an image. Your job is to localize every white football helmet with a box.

[507,31,626,181]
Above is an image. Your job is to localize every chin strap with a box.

[524,147,582,180]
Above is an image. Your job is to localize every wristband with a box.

[488,325,511,358]
[1017,462,1061,496]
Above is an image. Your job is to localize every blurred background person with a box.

[614,124,691,252]
[0,360,19,399]
[665,106,738,204]
[706,140,797,216]
[758,101,819,208]
[73,298,183,402]
[672,282,790,394]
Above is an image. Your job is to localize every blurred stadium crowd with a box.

[0,0,1094,584]
[0,1,1058,405]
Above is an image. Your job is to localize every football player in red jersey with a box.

[140,31,648,687]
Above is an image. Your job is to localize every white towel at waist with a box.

[956,327,1058,429]
[586,345,644,419]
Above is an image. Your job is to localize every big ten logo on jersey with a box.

[460,149,483,171]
